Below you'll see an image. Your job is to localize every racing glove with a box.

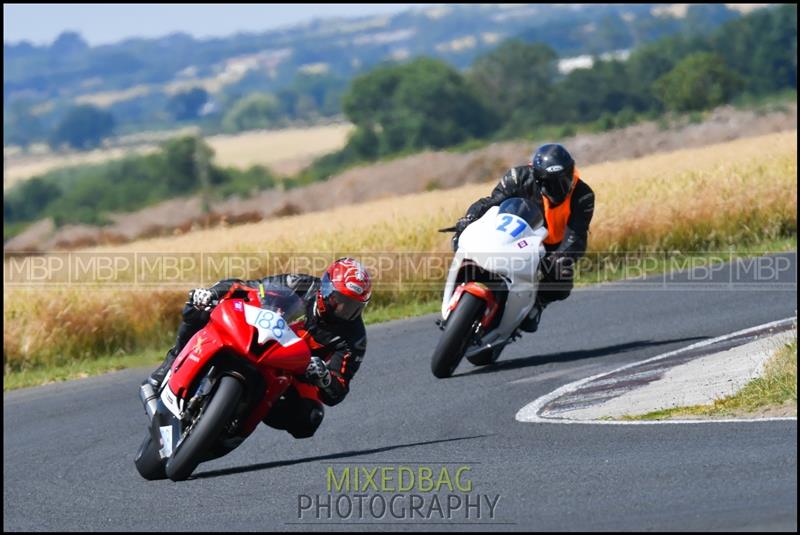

[541,254,574,281]
[455,216,473,234]
[452,216,474,252]
[305,356,332,388]
[189,288,215,310]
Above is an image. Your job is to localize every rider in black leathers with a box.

[145,260,370,439]
[453,143,595,332]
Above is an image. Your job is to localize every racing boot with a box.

[144,347,179,390]
[519,301,546,333]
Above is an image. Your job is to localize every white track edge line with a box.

[515,317,798,425]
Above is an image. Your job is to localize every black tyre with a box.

[431,293,485,378]
[165,375,243,481]
[466,347,495,367]
[134,433,167,480]
[467,341,508,367]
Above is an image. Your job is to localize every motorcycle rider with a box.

[144,257,371,439]
[453,143,594,333]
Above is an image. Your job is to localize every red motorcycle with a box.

[135,282,317,481]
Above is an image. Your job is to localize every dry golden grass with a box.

[90,130,798,255]
[3,289,184,372]
[206,123,354,173]
[4,131,797,373]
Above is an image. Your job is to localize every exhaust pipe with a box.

[139,382,159,421]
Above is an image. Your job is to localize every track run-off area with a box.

[4,253,797,530]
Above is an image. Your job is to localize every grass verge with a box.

[622,333,797,420]
[4,237,794,391]
[4,132,797,389]
[4,351,162,392]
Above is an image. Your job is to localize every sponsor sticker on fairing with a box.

[244,304,301,346]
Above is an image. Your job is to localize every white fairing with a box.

[161,385,183,418]
[158,426,173,458]
[441,206,547,348]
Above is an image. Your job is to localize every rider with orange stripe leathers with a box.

[453,144,595,333]
[144,258,371,439]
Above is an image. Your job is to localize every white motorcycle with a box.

[431,197,548,378]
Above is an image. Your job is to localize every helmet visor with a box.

[541,173,572,204]
[321,274,367,321]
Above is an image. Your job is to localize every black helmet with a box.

[531,143,575,206]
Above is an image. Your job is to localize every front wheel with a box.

[466,346,499,367]
[165,375,243,481]
[431,293,485,378]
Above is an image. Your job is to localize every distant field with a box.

[3,145,158,189]
[207,123,353,174]
[5,131,796,375]
[74,85,152,108]
[89,130,798,256]
[3,123,353,189]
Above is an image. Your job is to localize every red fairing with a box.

[168,323,223,402]
[168,300,252,399]
[165,284,314,437]
[213,299,259,356]
[257,319,311,376]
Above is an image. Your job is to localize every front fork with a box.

[140,368,221,460]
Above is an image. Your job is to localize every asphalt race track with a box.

[4,253,797,531]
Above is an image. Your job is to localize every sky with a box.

[3,4,431,46]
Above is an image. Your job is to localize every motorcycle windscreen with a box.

[245,283,310,374]
[497,197,544,230]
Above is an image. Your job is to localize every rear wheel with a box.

[431,293,485,378]
[165,375,243,481]
[134,433,167,480]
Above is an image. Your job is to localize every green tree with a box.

[653,52,742,112]
[167,87,209,121]
[467,40,558,124]
[160,135,220,194]
[710,4,797,95]
[48,104,115,150]
[221,93,281,133]
[3,177,61,223]
[550,58,648,125]
[50,31,89,55]
[287,72,348,118]
[3,100,44,149]
[342,57,497,156]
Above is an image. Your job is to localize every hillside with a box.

[81,129,796,256]
[4,4,757,141]
[5,129,796,375]
[3,123,353,188]
[5,103,795,253]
